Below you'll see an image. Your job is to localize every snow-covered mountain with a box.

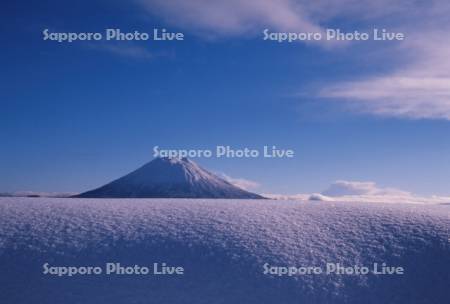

[75,157,264,199]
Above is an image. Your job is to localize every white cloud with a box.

[263,193,310,200]
[87,43,154,59]
[319,36,450,120]
[265,180,450,204]
[139,0,322,37]
[218,173,260,191]
[139,0,450,120]
[316,1,450,120]
[308,193,334,201]
[322,180,409,197]
[139,0,443,37]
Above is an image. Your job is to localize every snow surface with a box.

[0,198,449,303]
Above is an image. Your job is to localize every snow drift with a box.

[0,198,449,303]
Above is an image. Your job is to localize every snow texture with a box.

[0,197,449,303]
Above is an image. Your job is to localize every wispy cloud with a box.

[218,173,260,191]
[319,36,450,120]
[139,0,450,120]
[139,0,321,37]
[322,180,409,197]
[315,1,450,120]
[138,0,437,38]
[87,43,154,60]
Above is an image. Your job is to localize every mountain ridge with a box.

[75,157,264,199]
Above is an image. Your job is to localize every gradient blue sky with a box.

[2,0,450,195]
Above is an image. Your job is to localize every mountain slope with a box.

[75,157,264,199]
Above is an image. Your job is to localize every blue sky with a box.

[2,0,450,196]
